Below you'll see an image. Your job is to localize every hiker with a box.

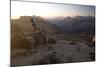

[31,17,37,32]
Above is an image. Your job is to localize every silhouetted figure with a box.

[31,17,37,32]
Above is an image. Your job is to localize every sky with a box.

[11,1,95,19]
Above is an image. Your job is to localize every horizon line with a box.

[11,15,95,20]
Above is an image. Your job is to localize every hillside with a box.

[11,16,95,66]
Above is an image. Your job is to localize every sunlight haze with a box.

[11,1,95,19]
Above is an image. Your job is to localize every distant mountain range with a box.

[11,16,95,34]
[46,16,95,34]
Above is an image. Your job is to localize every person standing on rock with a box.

[31,16,37,32]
